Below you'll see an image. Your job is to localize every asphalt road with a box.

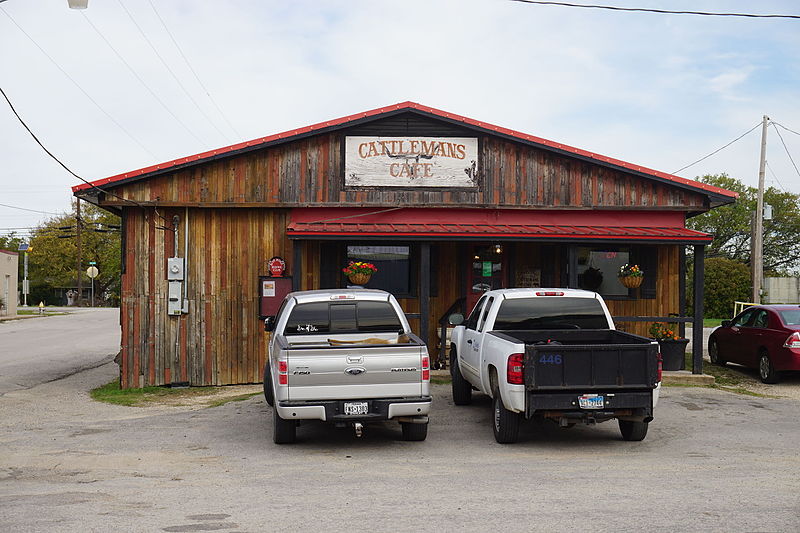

[1,361,798,532]
[0,308,120,395]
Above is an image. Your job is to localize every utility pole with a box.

[752,115,769,304]
[76,198,83,306]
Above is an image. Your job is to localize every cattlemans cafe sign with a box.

[345,136,478,188]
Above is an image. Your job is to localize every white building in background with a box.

[0,250,19,316]
[764,277,800,304]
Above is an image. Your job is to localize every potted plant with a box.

[649,322,689,371]
[581,266,604,291]
[342,261,378,286]
[618,263,644,288]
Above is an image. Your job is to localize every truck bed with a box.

[491,329,659,391]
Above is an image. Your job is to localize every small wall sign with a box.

[345,136,478,188]
[268,256,286,277]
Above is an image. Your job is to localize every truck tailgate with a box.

[285,343,426,401]
[517,330,659,390]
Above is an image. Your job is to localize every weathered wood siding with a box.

[120,207,290,388]
[103,134,707,210]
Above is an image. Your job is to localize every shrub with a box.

[700,257,751,318]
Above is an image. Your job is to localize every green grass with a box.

[703,318,725,328]
[430,376,452,385]
[17,309,68,316]
[90,380,257,407]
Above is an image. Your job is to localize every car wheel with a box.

[450,349,472,406]
[619,419,649,441]
[709,338,726,366]
[263,363,274,407]
[492,387,521,444]
[400,422,428,441]
[758,351,780,384]
[273,406,296,444]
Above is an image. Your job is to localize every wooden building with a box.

[73,102,737,388]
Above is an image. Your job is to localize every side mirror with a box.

[264,316,275,332]
[448,313,464,326]
[721,320,732,328]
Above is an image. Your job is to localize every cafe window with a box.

[347,245,412,296]
[575,246,656,299]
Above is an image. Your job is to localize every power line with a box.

[771,123,800,180]
[146,0,242,139]
[115,0,232,144]
[772,122,800,137]
[765,160,787,193]
[0,6,159,159]
[507,1,800,19]
[79,11,208,146]
[0,203,66,216]
[672,122,762,175]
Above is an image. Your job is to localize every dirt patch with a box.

[91,380,262,409]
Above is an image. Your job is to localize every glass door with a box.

[466,244,506,312]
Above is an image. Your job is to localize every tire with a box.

[758,351,780,384]
[619,419,649,441]
[263,363,274,407]
[273,406,296,444]
[492,387,521,444]
[450,349,472,406]
[400,422,428,441]
[709,338,726,366]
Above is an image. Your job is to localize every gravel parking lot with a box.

[1,362,799,533]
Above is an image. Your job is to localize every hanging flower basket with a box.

[347,272,372,285]
[619,275,643,288]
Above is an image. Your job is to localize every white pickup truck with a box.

[263,289,431,444]
[449,288,661,443]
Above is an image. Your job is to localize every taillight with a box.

[657,353,663,382]
[507,353,524,385]
[278,360,288,385]
[535,291,564,296]
[421,355,430,381]
[783,332,800,349]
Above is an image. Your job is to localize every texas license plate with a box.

[344,402,369,415]
[578,394,604,409]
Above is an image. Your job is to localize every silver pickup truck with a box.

[263,289,431,444]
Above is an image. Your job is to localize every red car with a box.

[709,305,800,383]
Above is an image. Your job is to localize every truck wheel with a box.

[619,420,649,441]
[273,406,296,444]
[709,339,726,366]
[758,351,780,384]
[400,422,428,441]
[263,363,274,407]
[492,388,521,444]
[450,349,472,406]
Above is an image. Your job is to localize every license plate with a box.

[578,394,604,409]
[344,402,369,415]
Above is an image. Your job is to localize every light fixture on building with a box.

[495,243,502,254]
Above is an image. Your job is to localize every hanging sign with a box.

[268,256,286,277]
[345,136,478,188]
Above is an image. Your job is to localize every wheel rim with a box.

[759,355,770,379]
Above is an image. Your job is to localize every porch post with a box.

[292,241,302,291]
[692,244,705,374]
[420,243,430,343]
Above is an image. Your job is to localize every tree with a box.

[687,174,800,275]
[27,201,121,305]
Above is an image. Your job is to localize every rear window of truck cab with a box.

[284,301,403,335]
[494,297,609,330]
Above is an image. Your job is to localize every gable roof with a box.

[72,101,737,205]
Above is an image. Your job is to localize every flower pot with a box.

[347,272,372,286]
[619,275,643,288]
[658,338,689,371]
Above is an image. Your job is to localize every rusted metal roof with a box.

[286,207,713,243]
[72,101,738,202]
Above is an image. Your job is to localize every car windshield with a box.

[778,309,800,326]
[493,297,609,330]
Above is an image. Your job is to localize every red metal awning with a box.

[287,208,713,243]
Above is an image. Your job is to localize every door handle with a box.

[466,339,472,345]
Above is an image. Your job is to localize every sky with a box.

[1,0,799,240]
